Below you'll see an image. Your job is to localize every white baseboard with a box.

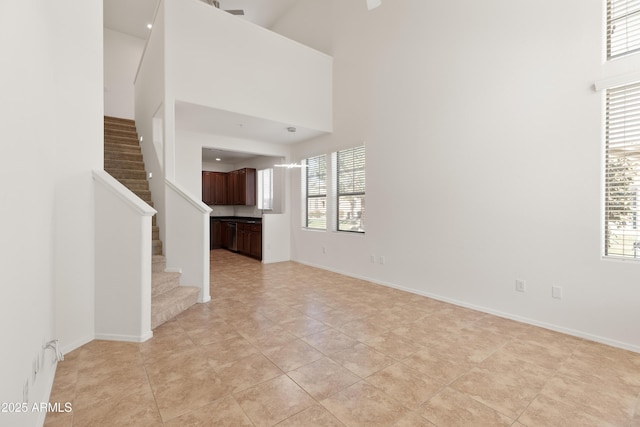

[94,331,153,343]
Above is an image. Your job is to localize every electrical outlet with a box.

[515,279,526,292]
[379,256,386,265]
[322,246,326,254]
[370,254,375,263]
[552,286,563,299]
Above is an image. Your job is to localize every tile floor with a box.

[45,250,640,426]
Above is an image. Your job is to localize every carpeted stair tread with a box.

[105,168,147,180]
[152,255,166,273]
[104,151,143,162]
[152,271,181,297]
[151,286,200,329]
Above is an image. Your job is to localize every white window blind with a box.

[337,146,365,233]
[306,155,327,229]
[607,0,640,59]
[257,168,273,210]
[605,82,640,259]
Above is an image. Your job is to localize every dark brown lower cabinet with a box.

[211,219,261,260]
[237,222,262,260]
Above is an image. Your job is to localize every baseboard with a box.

[293,259,640,354]
[94,331,153,343]
[61,334,94,356]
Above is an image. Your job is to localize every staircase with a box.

[104,116,199,329]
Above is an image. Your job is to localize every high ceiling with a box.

[103,0,302,40]
[103,0,322,160]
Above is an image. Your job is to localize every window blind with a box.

[607,0,640,59]
[337,146,365,233]
[306,155,327,229]
[605,82,640,258]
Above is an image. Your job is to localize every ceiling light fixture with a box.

[287,127,296,133]
[274,163,306,169]
[147,23,153,29]
[366,0,382,10]
[215,158,221,161]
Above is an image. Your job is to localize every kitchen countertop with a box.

[211,216,262,224]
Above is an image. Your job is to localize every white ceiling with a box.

[103,0,319,158]
[103,0,302,40]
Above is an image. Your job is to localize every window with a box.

[337,146,365,233]
[604,82,640,259]
[607,0,640,59]
[257,168,273,210]
[305,155,327,229]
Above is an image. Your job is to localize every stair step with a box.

[151,286,200,329]
[104,151,143,162]
[118,179,149,191]
[105,168,146,180]
[153,239,163,256]
[104,143,141,154]
[152,225,159,240]
[104,116,135,127]
[104,135,140,146]
[152,271,180,297]
[105,127,138,139]
[152,255,166,273]
[104,159,145,170]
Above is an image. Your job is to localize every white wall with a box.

[104,28,145,119]
[0,0,102,424]
[275,0,640,351]
[165,0,332,134]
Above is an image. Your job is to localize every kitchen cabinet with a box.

[202,168,256,206]
[236,222,262,260]
[202,171,214,205]
[212,172,228,205]
[210,219,223,249]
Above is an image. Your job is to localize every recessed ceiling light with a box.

[147,23,153,29]
[215,158,221,161]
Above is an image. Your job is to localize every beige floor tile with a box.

[451,366,546,419]
[152,372,232,422]
[215,353,283,393]
[403,347,475,384]
[68,383,162,426]
[302,328,358,355]
[143,348,214,387]
[493,337,571,371]
[517,394,617,427]
[540,373,637,425]
[43,411,73,427]
[238,323,298,352]
[47,251,639,426]
[278,315,330,338]
[73,364,150,410]
[200,334,259,369]
[390,411,437,426]
[337,318,392,342]
[365,362,444,409]
[321,381,410,427]
[163,395,253,426]
[287,357,361,400]
[263,338,325,372]
[418,387,513,426]
[329,343,396,378]
[235,375,315,427]
[472,315,533,337]
[364,331,424,360]
[276,405,345,426]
